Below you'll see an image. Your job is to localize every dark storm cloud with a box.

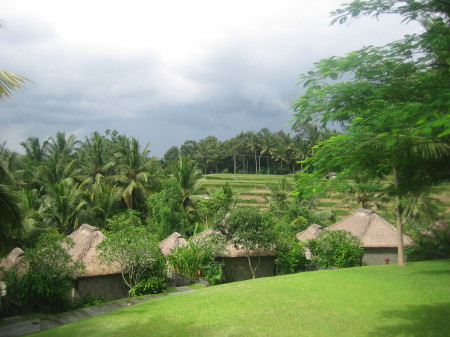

[1,8,422,157]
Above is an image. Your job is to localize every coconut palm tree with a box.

[112,137,160,209]
[246,133,260,173]
[0,69,29,101]
[170,154,203,211]
[0,159,22,254]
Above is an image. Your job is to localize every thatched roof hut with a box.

[0,247,26,278]
[158,232,188,257]
[327,209,413,248]
[296,209,414,265]
[297,209,413,247]
[67,224,121,277]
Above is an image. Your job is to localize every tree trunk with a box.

[246,255,256,279]
[393,166,406,266]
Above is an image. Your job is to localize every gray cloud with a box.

[1,4,422,157]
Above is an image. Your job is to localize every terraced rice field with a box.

[197,174,450,224]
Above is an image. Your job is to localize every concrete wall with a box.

[74,274,129,301]
[363,247,399,265]
[222,256,275,282]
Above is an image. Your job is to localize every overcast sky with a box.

[1,0,422,157]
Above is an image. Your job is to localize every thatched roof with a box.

[296,209,413,248]
[296,224,324,241]
[190,229,275,258]
[68,224,122,277]
[0,247,26,278]
[158,232,188,257]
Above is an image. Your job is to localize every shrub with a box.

[406,228,450,261]
[5,233,84,313]
[275,234,307,275]
[168,234,226,285]
[97,226,166,295]
[129,276,167,296]
[309,230,363,269]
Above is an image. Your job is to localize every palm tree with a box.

[260,134,276,174]
[170,154,203,210]
[0,69,29,101]
[0,159,22,254]
[112,137,160,209]
[246,133,260,173]
[77,132,114,183]
[41,179,86,235]
[80,175,122,228]
[44,131,80,164]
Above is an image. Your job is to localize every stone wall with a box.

[73,274,129,301]
[363,247,399,265]
[222,256,275,282]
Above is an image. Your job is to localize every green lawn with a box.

[34,260,450,336]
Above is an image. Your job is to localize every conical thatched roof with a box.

[296,209,413,248]
[68,224,121,277]
[158,232,188,257]
[0,247,26,278]
[296,224,324,241]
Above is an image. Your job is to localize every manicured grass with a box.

[33,260,450,336]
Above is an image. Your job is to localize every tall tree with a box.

[291,0,450,266]
[113,137,160,210]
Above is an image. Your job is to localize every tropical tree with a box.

[260,132,277,174]
[0,159,22,254]
[246,132,261,173]
[170,154,203,211]
[40,179,86,234]
[216,208,275,279]
[112,137,160,210]
[291,0,450,266]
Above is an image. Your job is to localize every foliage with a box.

[168,234,226,284]
[275,205,318,234]
[275,234,307,275]
[106,210,143,233]
[129,276,167,296]
[406,226,450,261]
[147,178,190,239]
[97,226,166,292]
[5,232,84,313]
[216,207,275,278]
[291,0,450,265]
[309,230,363,269]
[75,296,105,309]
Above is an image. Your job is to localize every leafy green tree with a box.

[0,159,22,255]
[265,178,292,218]
[147,178,190,238]
[275,234,307,275]
[112,137,160,209]
[41,179,86,234]
[170,154,203,211]
[291,0,450,266]
[97,226,165,292]
[216,208,275,279]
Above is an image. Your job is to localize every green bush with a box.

[309,230,363,269]
[168,234,226,284]
[5,233,84,313]
[406,228,450,261]
[275,235,307,275]
[129,276,167,296]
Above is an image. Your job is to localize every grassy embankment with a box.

[198,174,450,224]
[33,259,450,337]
